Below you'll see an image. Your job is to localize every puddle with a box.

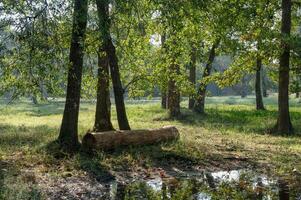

[106,169,301,200]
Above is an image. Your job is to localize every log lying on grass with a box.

[82,126,179,151]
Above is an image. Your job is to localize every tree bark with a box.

[188,47,197,110]
[194,39,220,114]
[31,94,38,105]
[275,0,293,134]
[94,47,114,132]
[262,72,268,97]
[255,57,265,110]
[167,64,181,118]
[107,34,131,130]
[166,30,181,118]
[295,77,300,98]
[161,91,167,109]
[58,0,88,149]
[82,126,179,151]
[240,75,248,98]
[161,33,168,110]
[39,80,48,101]
[96,0,130,130]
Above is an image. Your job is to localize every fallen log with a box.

[82,126,179,151]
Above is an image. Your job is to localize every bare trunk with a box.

[161,33,168,110]
[96,0,130,130]
[262,69,268,97]
[241,75,248,98]
[39,81,48,101]
[194,39,220,114]
[167,64,181,118]
[275,0,293,134]
[188,47,197,110]
[94,47,114,132]
[107,38,130,130]
[161,91,167,109]
[4,90,15,104]
[255,58,265,110]
[32,94,38,105]
[58,0,88,149]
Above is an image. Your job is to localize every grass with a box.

[0,95,300,199]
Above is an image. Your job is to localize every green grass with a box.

[0,95,300,199]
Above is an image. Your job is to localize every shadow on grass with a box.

[0,158,43,199]
[0,124,56,150]
[0,101,63,115]
[170,107,301,135]
[98,142,258,177]
[44,141,115,183]
[42,139,256,184]
[0,120,291,178]
[0,101,90,117]
[28,103,65,116]
[0,160,8,197]
[29,104,91,117]
[78,152,115,183]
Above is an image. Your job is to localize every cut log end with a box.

[82,133,97,149]
[82,126,179,151]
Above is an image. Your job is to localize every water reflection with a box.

[108,170,301,200]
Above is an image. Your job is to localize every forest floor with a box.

[0,95,301,199]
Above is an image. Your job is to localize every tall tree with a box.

[188,46,197,110]
[194,39,220,114]
[96,0,131,130]
[274,0,293,134]
[255,56,265,110]
[262,71,269,97]
[58,0,88,148]
[161,92,167,109]
[167,63,181,118]
[94,47,114,132]
[93,0,114,132]
[163,1,188,119]
[161,33,168,109]
[166,32,181,119]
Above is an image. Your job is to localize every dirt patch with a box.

[36,172,109,200]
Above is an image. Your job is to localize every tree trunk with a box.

[255,57,265,110]
[161,33,168,110]
[96,0,130,130]
[275,0,293,134]
[83,126,179,151]
[32,94,38,105]
[167,64,181,119]
[294,76,300,98]
[107,33,131,131]
[161,91,167,109]
[241,75,248,98]
[262,80,268,97]
[188,47,197,110]
[58,0,88,149]
[194,39,220,114]
[94,47,114,132]
[39,81,48,101]
[262,69,268,97]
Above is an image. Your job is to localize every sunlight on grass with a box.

[0,96,300,199]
